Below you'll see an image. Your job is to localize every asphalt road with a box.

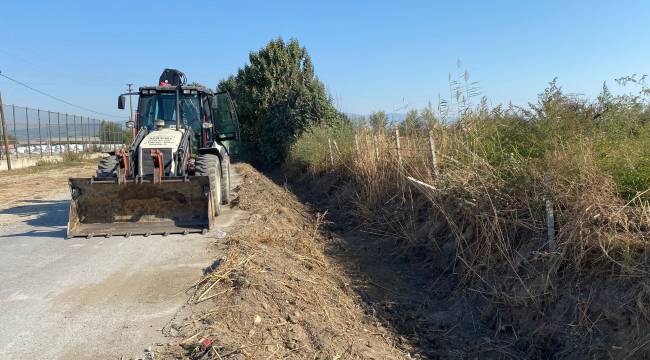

[0,172,245,359]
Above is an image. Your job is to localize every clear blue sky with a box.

[0,0,648,121]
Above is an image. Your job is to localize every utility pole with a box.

[127,83,135,139]
[0,91,12,170]
[127,83,134,122]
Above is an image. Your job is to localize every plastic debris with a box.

[211,229,227,239]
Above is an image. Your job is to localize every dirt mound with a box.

[159,164,411,359]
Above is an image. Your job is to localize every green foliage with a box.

[289,118,354,172]
[219,38,341,167]
[368,111,388,131]
[292,77,650,201]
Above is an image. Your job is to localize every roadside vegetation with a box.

[188,38,650,357]
[288,75,650,356]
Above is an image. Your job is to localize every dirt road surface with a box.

[0,164,245,359]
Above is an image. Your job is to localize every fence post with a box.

[47,110,53,157]
[0,93,12,170]
[354,132,360,155]
[395,125,402,171]
[328,137,334,167]
[89,119,94,153]
[37,109,43,157]
[372,133,379,164]
[544,174,556,252]
[12,105,17,156]
[65,113,70,153]
[80,116,85,153]
[72,115,77,153]
[57,112,61,155]
[25,107,31,158]
[428,130,438,177]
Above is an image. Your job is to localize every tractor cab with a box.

[67,69,240,239]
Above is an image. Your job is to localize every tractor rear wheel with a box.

[96,155,118,177]
[195,154,222,216]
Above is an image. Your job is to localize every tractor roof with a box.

[139,85,214,94]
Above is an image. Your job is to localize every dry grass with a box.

[288,109,650,356]
[160,164,412,359]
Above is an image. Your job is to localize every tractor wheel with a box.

[96,155,118,177]
[220,155,231,204]
[196,154,222,216]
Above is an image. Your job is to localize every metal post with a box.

[0,92,12,170]
[72,115,77,153]
[127,83,134,122]
[89,119,93,153]
[47,110,53,157]
[37,109,43,157]
[25,107,31,158]
[65,113,70,153]
[80,116,84,153]
[12,105,17,156]
[57,112,61,156]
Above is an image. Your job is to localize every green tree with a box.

[368,111,388,131]
[420,102,439,130]
[401,109,419,134]
[219,38,341,167]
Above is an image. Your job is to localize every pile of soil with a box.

[159,164,413,359]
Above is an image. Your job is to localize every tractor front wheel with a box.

[195,154,222,216]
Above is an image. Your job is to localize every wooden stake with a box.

[328,137,334,167]
[429,130,438,176]
[372,133,379,163]
[354,132,360,155]
[395,126,402,171]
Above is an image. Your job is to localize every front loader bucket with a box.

[67,176,213,238]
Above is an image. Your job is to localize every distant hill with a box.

[345,112,407,125]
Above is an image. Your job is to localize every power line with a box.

[0,70,124,120]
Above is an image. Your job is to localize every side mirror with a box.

[211,96,218,110]
[118,95,126,110]
[125,120,135,129]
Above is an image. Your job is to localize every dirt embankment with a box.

[161,164,413,359]
[287,172,650,360]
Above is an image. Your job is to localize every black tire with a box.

[97,155,118,177]
[195,154,222,216]
[220,155,231,204]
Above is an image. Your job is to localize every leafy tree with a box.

[420,102,439,130]
[369,111,388,131]
[218,38,341,167]
[401,109,419,134]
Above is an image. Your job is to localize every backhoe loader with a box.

[67,69,240,238]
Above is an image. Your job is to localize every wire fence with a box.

[0,104,130,160]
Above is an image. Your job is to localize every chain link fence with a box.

[0,104,130,160]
